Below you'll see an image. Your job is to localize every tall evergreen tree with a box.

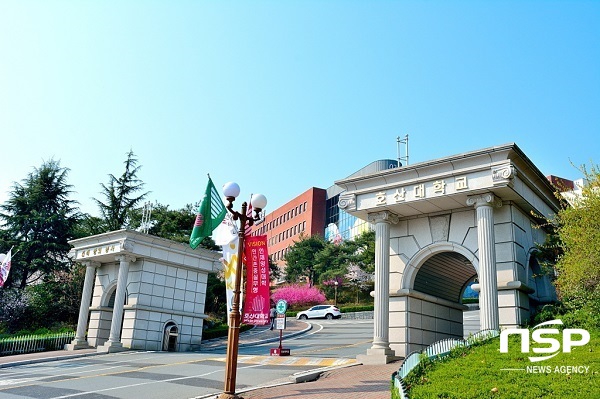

[0,159,79,288]
[284,234,327,285]
[94,150,148,231]
[345,229,376,273]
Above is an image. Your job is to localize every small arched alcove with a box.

[527,252,556,306]
[162,322,179,352]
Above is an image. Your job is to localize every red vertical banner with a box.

[242,235,270,325]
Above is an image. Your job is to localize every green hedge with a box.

[339,304,374,313]
[202,324,253,340]
[285,304,374,318]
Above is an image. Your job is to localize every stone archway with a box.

[337,143,561,364]
[391,247,480,357]
[66,230,221,353]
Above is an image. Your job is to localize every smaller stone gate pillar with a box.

[467,193,502,331]
[98,255,136,353]
[358,210,399,365]
[66,261,99,350]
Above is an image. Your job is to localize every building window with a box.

[326,194,340,225]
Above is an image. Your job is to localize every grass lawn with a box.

[405,329,600,398]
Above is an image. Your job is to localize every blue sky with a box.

[1,1,598,217]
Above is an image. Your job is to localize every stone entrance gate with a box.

[66,230,220,353]
[336,143,558,363]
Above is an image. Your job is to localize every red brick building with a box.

[251,187,326,278]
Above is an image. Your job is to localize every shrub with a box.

[0,288,31,333]
[339,304,374,313]
[202,323,253,340]
[531,290,600,330]
[271,284,326,308]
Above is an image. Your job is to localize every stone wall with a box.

[390,291,466,358]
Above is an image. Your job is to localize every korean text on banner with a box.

[242,235,270,326]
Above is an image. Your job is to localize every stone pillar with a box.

[98,255,135,353]
[467,193,502,331]
[65,261,99,350]
[357,210,399,365]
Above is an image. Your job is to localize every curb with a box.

[0,350,102,369]
[288,362,361,383]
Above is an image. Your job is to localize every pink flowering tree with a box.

[271,284,326,308]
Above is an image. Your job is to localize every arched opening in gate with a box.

[414,252,477,303]
[162,322,179,352]
[95,285,128,346]
[527,253,555,312]
[402,250,479,354]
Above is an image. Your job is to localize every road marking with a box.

[0,378,38,386]
[49,363,264,399]
[0,356,226,393]
[210,355,358,367]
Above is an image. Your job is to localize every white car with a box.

[296,305,341,320]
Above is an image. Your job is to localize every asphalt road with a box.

[0,319,373,399]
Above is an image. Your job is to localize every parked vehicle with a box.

[296,305,341,320]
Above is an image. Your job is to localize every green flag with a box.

[190,177,227,249]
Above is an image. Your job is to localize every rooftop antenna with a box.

[397,134,409,166]
[140,201,153,234]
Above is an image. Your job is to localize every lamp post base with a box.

[217,393,244,399]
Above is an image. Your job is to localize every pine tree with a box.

[0,159,79,288]
[94,150,149,231]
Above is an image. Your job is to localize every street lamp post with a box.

[334,281,338,306]
[219,182,267,399]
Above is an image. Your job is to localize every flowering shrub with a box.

[0,288,30,333]
[271,284,326,308]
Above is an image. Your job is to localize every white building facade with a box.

[336,143,558,364]
[66,230,220,353]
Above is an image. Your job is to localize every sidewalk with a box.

[241,361,400,399]
[0,319,399,399]
[0,347,100,368]
[201,319,399,399]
